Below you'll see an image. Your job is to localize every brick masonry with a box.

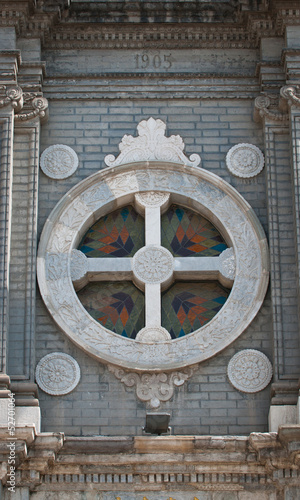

[36,99,273,436]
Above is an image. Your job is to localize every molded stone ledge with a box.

[11,382,39,407]
[62,436,134,455]
[271,381,299,406]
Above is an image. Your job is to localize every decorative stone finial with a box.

[104,117,201,168]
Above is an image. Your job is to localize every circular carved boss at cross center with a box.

[37,162,269,371]
[132,246,173,289]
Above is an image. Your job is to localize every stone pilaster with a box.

[9,41,48,381]
[0,28,21,376]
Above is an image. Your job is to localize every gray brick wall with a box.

[36,98,273,436]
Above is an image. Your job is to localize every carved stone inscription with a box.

[44,49,258,77]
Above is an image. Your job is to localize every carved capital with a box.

[0,86,23,112]
[15,96,48,122]
[280,85,300,108]
[254,94,289,123]
[109,365,197,408]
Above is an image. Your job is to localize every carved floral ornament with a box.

[37,119,269,406]
[35,353,80,396]
[226,143,264,179]
[227,350,273,393]
[40,144,79,180]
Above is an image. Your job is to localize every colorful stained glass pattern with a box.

[77,282,145,339]
[161,205,227,257]
[78,205,144,258]
[162,282,229,338]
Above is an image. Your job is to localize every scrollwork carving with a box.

[0,86,23,111]
[254,94,288,122]
[105,117,201,168]
[109,365,197,408]
[15,96,48,122]
[280,85,300,108]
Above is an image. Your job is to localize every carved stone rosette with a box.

[132,245,174,289]
[109,365,197,408]
[104,117,201,168]
[219,248,236,280]
[35,353,81,396]
[227,349,273,393]
[40,144,79,179]
[226,143,264,178]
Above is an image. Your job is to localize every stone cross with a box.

[71,191,235,342]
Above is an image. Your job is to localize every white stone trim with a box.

[37,161,269,371]
[228,349,273,393]
[35,353,81,396]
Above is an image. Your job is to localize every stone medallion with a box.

[227,349,273,393]
[226,143,264,178]
[132,245,173,289]
[135,191,170,207]
[219,248,236,280]
[136,326,171,342]
[35,353,81,395]
[40,144,79,180]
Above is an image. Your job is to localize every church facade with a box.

[0,0,300,498]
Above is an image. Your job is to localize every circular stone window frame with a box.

[37,161,269,372]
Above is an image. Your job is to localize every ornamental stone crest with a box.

[40,144,79,180]
[227,350,272,393]
[104,117,201,168]
[226,143,264,178]
[35,352,81,396]
[109,365,197,409]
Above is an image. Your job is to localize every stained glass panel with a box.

[161,204,227,257]
[78,205,144,258]
[162,282,230,338]
[77,282,145,339]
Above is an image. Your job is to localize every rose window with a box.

[37,118,269,372]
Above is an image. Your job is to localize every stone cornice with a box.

[43,22,257,50]
[0,1,299,51]
[0,427,300,492]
